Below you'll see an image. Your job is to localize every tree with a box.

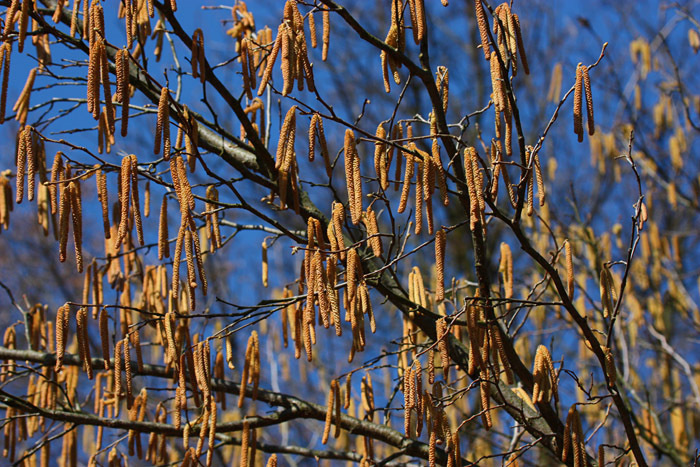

[0,0,698,465]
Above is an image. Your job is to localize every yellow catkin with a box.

[322,379,335,444]
[398,147,414,214]
[266,454,278,467]
[547,63,563,103]
[17,0,29,53]
[240,421,250,467]
[581,65,595,136]
[123,338,133,408]
[344,129,362,224]
[475,0,491,60]
[512,14,529,75]
[374,123,388,190]
[154,86,170,157]
[565,240,574,298]
[436,317,450,379]
[113,339,123,409]
[129,155,143,246]
[573,63,583,142]
[322,9,330,61]
[532,345,553,404]
[363,207,383,257]
[115,48,130,137]
[435,229,446,301]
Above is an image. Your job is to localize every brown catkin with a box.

[573,63,583,142]
[582,65,595,135]
[603,346,616,386]
[158,195,169,260]
[435,229,446,301]
[600,266,615,318]
[69,182,83,273]
[98,308,110,369]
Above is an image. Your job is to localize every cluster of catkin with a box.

[257,1,315,96]
[562,405,586,467]
[465,298,513,430]
[532,345,558,404]
[573,62,595,142]
[464,147,485,232]
[275,106,301,212]
[478,2,528,157]
[168,155,207,311]
[344,129,363,224]
[237,331,260,408]
[380,0,406,93]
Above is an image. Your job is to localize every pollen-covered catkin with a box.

[158,195,169,260]
[435,229,446,301]
[321,379,335,444]
[475,0,491,60]
[565,240,574,298]
[581,64,595,135]
[154,86,170,157]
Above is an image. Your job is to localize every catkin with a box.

[344,129,362,224]
[69,182,83,272]
[435,229,446,301]
[99,308,109,368]
[573,63,583,142]
[154,87,171,157]
[322,379,335,444]
[76,307,93,379]
[158,195,169,260]
[581,65,595,135]
[96,169,110,239]
[322,9,330,61]
[55,304,68,373]
[374,123,388,190]
[565,240,574,298]
[600,266,615,318]
[475,0,491,60]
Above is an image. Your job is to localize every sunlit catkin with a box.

[344,129,362,224]
[565,240,574,298]
[55,304,68,373]
[322,379,335,444]
[475,0,491,60]
[435,229,446,301]
[154,86,170,158]
[374,123,388,190]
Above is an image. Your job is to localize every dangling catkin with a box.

[581,64,595,136]
[154,86,170,157]
[322,379,335,444]
[475,0,491,60]
[600,265,615,318]
[374,123,388,190]
[322,9,330,61]
[158,195,169,260]
[435,229,446,301]
[55,304,68,373]
[565,240,574,298]
[69,182,83,273]
[98,308,110,370]
[573,63,583,142]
